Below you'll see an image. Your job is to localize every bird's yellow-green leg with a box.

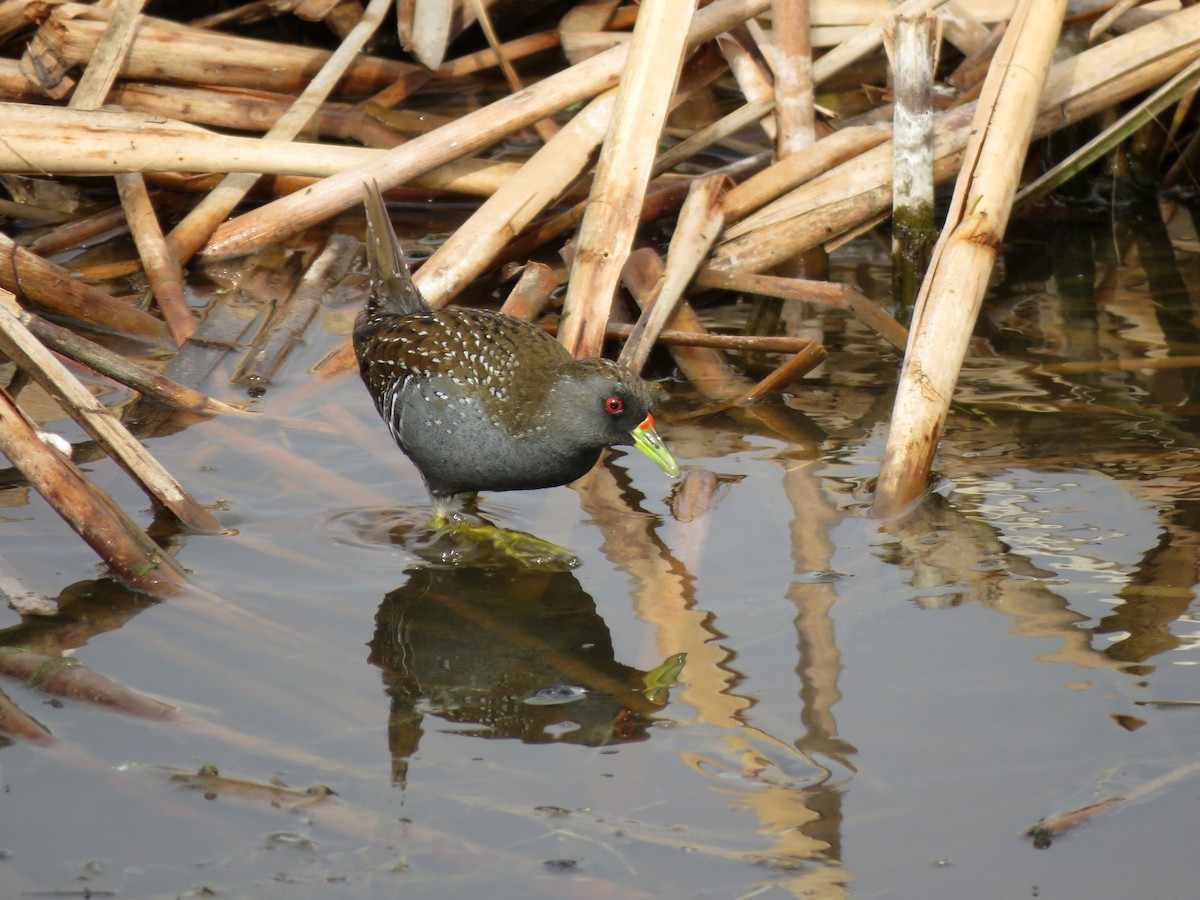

[425,502,580,569]
[631,414,680,477]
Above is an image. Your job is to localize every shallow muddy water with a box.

[3,196,1200,898]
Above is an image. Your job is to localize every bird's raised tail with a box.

[361,179,427,321]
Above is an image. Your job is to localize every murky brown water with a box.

[3,193,1200,898]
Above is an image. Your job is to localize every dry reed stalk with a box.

[0,387,186,591]
[0,0,40,43]
[695,269,910,350]
[437,29,560,78]
[165,0,392,263]
[62,0,195,344]
[189,1,302,29]
[701,0,950,224]
[68,0,143,106]
[26,200,133,256]
[1027,755,1200,846]
[17,309,242,417]
[653,96,774,175]
[407,0,461,69]
[720,124,891,223]
[713,3,1200,273]
[116,173,195,342]
[295,0,347,21]
[717,26,777,142]
[498,179,692,273]
[808,0,957,21]
[721,340,828,406]
[157,161,519,200]
[1158,79,1198,171]
[946,19,1004,91]
[1087,0,1140,43]
[1015,56,1200,208]
[557,0,698,358]
[0,102,376,174]
[499,263,560,320]
[621,248,750,402]
[0,549,56,616]
[559,0,621,64]
[0,229,168,341]
[198,0,774,262]
[772,0,817,157]
[618,175,728,374]
[28,4,420,95]
[395,0,414,46]
[543,318,823,354]
[872,0,1068,518]
[413,89,619,309]
[0,99,514,195]
[414,45,725,310]
[72,260,143,282]
[0,290,221,533]
[108,81,397,146]
[0,199,70,224]
[468,0,557,142]
[937,0,989,55]
[807,0,951,81]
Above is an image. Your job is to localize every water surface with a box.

[2,199,1200,898]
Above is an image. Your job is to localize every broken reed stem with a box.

[413,44,726,309]
[26,199,139,257]
[0,229,169,342]
[62,0,194,345]
[542,319,823,355]
[1015,55,1200,209]
[62,0,195,347]
[165,0,393,263]
[197,0,773,262]
[0,291,220,534]
[937,0,990,56]
[67,0,145,108]
[17,309,241,417]
[695,268,909,351]
[873,0,1068,519]
[0,98,519,202]
[33,6,421,97]
[0,685,54,743]
[713,3,1200,272]
[116,171,195,342]
[884,14,940,312]
[414,89,619,310]
[621,248,751,402]
[0,388,186,592]
[772,0,817,157]
[499,263,560,321]
[618,174,728,374]
[542,0,697,358]
[720,123,891,223]
[436,29,561,78]
[467,0,557,143]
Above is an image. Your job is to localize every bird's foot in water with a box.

[417,512,580,570]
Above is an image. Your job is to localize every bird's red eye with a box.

[604,396,624,414]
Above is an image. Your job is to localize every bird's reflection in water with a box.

[369,565,685,786]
